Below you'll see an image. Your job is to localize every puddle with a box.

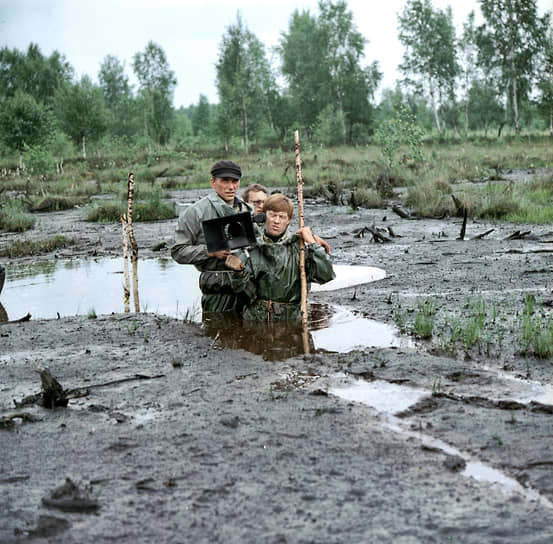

[311,265,386,291]
[484,368,553,406]
[311,306,413,352]
[0,258,201,321]
[328,377,426,414]
[0,258,405,360]
[203,303,408,361]
[329,375,553,510]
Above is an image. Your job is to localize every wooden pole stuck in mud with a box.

[126,173,140,313]
[121,213,131,313]
[294,130,310,354]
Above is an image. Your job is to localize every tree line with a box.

[0,0,551,170]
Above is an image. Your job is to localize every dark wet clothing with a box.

[233,230,335,321]
[171,193,254,313]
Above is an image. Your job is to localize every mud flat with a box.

[0,189,552,543]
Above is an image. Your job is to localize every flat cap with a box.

[210,160,242,180]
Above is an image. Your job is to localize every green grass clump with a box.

[28,195,87,212]
[519,294,553,359]
[0,199,35,232]
[0,234,74,257]
[87,201,126,223]
[87,188,176,223]
[412,298,438,339]
[406,178,454,217]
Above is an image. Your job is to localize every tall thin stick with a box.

[127,173,140,313]
[121,213,130,313]
[294,131,309,351]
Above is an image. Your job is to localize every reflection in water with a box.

[203,303,332,361]
[202,303,408,361]
[1,258,201,320]
[0,258,409,360]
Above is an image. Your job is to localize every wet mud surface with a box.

[1,185,553,542]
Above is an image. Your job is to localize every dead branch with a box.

[0,412,41,429]
[458,208,467,240]
[392,204,410,219]
[471,229,495,240]
[504,230,532,240]
[451,194,465,217]
[368,225,392,243]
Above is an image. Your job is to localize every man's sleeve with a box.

[171,206,210,267]
[306,244,335,285]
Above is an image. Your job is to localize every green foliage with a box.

[398,0,460,133]
[54,76,108,157]
[0,90,53,156]
[23,143,56,178]
[0,43,73,104]
[279,0,381,140]
[374,103,425,167]
[477,0,549,132]
[216,14,276,149]
[132,41,177,147]
[312,105,345,146]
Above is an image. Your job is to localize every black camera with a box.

[202,212,257,253]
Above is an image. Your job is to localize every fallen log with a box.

[368,225,392,243]
[504,230,532,240]
[392,204,410,219]
[471,229,495,240]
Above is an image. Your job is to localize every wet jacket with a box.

[171,193,254,313]
[234,230,335,321]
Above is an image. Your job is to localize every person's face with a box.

[265,209,291,237]
[211,177,240,203]
[247,190,267,215]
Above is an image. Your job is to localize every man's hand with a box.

[225,254,244,271]
[208,249,231,260]
[296,226,316,245]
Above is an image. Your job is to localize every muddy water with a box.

[1,257,201,321]
[0,258,405,360]
[328,375,553,510]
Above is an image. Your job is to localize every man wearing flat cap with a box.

[171,160,254,313]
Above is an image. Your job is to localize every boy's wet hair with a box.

[263,193,293,219]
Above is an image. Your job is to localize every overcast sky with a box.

[1,0,551,108]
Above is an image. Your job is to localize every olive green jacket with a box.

[234,230,335,321]
[171,193,254,313]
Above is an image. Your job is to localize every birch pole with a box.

[121,213,130,313]
[294,130,309,352]
[127,173,140,313]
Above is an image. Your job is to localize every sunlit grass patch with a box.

[0,234,74,257]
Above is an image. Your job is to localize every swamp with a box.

[1,142,553,542]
